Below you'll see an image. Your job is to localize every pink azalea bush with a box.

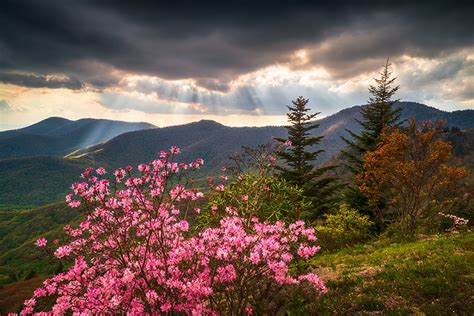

[24,147,326,315]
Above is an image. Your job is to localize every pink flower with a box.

[24,298,36,308]
[81,167,94,178]
[114,168,126,181]
[170,146,181,154]
[33,288,47,298]
[35,237,47,248]
[299,273,328,293]
[54,245,72,258]
[297,244,320,259]
[68,200,81,208]
[284,139,292,146]
[176,220,189,231]
[96,167,106,175]
[161,303,171,312]
[23,147,326,315]
[245,306,253,314]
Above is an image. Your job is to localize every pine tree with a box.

[276,96,340,219]
[342,58,401,173]
[341,58,401,221]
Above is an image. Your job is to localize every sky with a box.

[0,0,473,130]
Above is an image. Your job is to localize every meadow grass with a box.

[309,232,474,314]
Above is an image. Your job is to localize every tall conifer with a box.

[276,96,339,219]
[341,58,401,219]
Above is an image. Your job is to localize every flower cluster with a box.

[24,147,325,315]
[438,212,469,232]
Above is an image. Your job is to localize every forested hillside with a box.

[0,117,154,159]
[1,102,473,208]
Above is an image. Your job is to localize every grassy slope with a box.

[0,203,83,283]
[310,232,474,314]
[0,277,45,314]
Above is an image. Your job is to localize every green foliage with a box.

[198,174,311,227]
[276,96,341,218]
[341,59,401,220]
[316,205,373,251]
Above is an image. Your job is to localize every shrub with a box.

[358,120,470,236]
[316,205,373,251]
[200,174,311,227]
[22,147,326,314]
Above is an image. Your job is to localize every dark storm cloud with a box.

[0,72,85,89]
[0,0,472,90]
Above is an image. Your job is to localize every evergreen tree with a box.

[341,58,401,221]
[276,96,340,219]
[342,58,401,173]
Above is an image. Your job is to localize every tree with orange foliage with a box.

[357,120,470,236]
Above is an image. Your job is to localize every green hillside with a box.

[0,121,286,208]
[0,203,83,284]
[0,157,90,208]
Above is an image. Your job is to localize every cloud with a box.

[99,91,206,114]
[102,67,360,115]
[0,0,472,91]
[0,72,85,90]
[392,52,474,108]
[0,99,12,112]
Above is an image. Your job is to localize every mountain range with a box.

[0,117,155,160]
[0,101,473,208]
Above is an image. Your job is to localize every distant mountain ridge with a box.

[0,101,473,207]
[0,117,155,160]
[315,101,474,161]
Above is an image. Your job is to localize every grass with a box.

[309,232,474,314]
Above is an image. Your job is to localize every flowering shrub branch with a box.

[438,212,469,233]
[24,147,326,315]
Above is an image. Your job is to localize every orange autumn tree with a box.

[357,120,470,236]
